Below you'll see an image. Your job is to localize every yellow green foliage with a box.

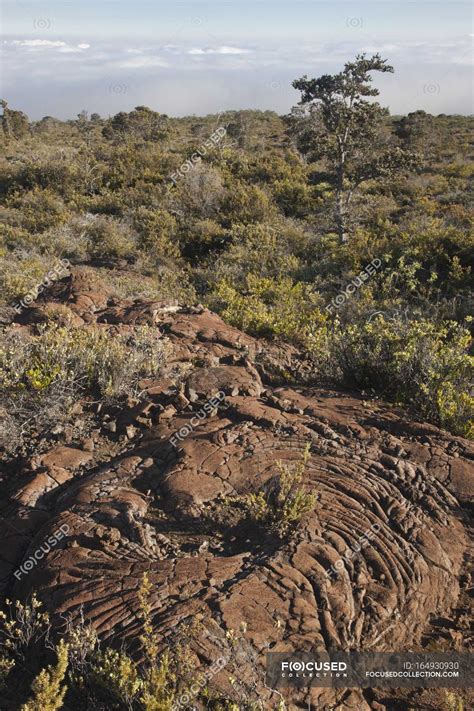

[272,177,326,217]
[324,316,473,437]
[212,221,306,284]
[132,207,179,258]
[0,595,51,659]
[0,251,55,304]
[92,647,143,707]
[223,183,273,224]
[239,445,316,536]
[0,324,168,401]
[6,188,69,233]
[444,691,464,711]
[21,640,69,711]
[92,573,177,709]
[215,275,327,347]
[0,109,472,439]
[138,573,177,710]
[82,215,136,259]
[1,590,265,710]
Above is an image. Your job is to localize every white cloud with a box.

[8,39,90,52]
[12,39,67,48]
[188,46,251,55]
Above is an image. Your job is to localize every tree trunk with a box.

[336,163,348,243]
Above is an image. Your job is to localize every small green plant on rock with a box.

[239,445,316,537]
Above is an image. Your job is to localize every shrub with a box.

[91,574,180,710]
[211,222,307,288]
[99,265,196,303]
[444,691,464,711]
[178,218,228,258]
[236,445,316,537]
[0,325,168,452]
[21,640,69,711]
[2,324,167,400]
[272,177,315,217]
[0,595,51,661]
[321,316,473,437]
[0,655,15,689]
[0,250,57,305]
[82,215,137,260]
[171,163,226,219]
[1,587,266,710]
[222,183,273,224]
[213,275,327,347]
[102,106,169,143]
[132,207,179,258]
[7,188,68,233]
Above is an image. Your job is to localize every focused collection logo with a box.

[281,660,348,678]
[267,652,472,689]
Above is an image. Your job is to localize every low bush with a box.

[235,445,316,537]
[132,206,179,258]
[320,316,473,437]
[6,189,69,233]
[21,640,69,711]
[212,275,327,347]
[81,215,137,260]
[0,250,58,305]
[0,325,168,452]
[210,221,308,287]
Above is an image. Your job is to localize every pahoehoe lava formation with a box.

[1,272,472,709]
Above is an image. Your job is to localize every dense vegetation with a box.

[1,56,473,438]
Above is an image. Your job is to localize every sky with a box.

[1,0,473,119]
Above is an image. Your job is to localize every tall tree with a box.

[290,54,419,242]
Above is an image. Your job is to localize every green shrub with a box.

[213,275,327,347]
[132,207,179,258]
[82,215,137,260]
[0,595,51,661]
[322,316,473,437]
[222,183,274,224]
[0,250,58,305]
[211,222,307,288]
[236,445,316,537]
[1,324,167,400]
[98,265,196,303]
[7,189,68,233]
[102,106,169,143]
[444,691,464,711]
[272,177,315,217]
[0,325,168,451]
[91,574,191,710]
[21,640,69,711]
[178,218,228,258]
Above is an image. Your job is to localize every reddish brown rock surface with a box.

[1,272,472,709]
